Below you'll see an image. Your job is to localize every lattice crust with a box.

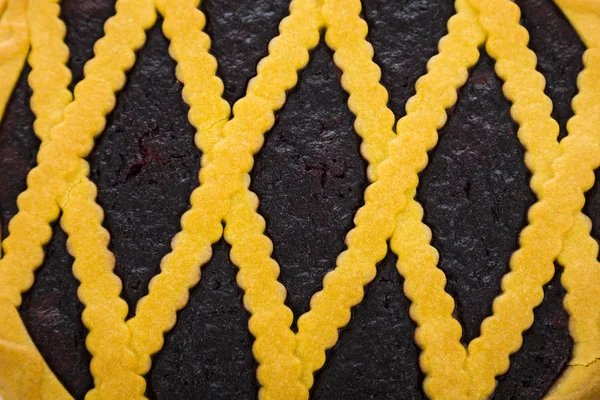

[0,0,28,123]
[0,0,598,399]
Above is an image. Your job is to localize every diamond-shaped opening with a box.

[418,48,535,345]
[144,0,292,395]
[89,21,202,318]
[416,45,575,397]
[414,0,583,397]
[251,37,368,326]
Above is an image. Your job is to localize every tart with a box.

[0,0,599,399]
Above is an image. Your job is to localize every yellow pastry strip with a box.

[225,190,306,400]
[126,4,322,400]
[393,0,561,397]
[550,214,600,400]
[388,2,484,399]
[471,6,565,396]
[125,0,231,375]
[57,1,157,398]
[0,1,75,399]
[390,0,600,399]
[463,0,600,399]
[293,0,483,390]
[534,56,600,400]
[547,2,600,398]
[0,0,157,398]
[0,0,28,122]
[62,180,148,400]
[0,12,60,310]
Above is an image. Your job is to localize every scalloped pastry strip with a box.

[389,0,600,398]
[388,1,484,399]
[0,0,156,398]
[547,1,600,399]
[123,0,232,378]
[461,0,565,396]
[464,1,600,398]
[54,0,157,397]
[26,0,71,142]
[294,0,484,391]
[319,0,396,181]
[0,1,73,398]
[125,2,322,399]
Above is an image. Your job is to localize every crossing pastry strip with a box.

[296,0,450,388]
[127,1,322,399]
[391,0,600,398]
[123,0,232,377]
[0,1,74,398]
[0,0,156,398]
[389,1,484,399]
[464,1,600,398]
[464,0,565,396]
[547,1,600,399]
